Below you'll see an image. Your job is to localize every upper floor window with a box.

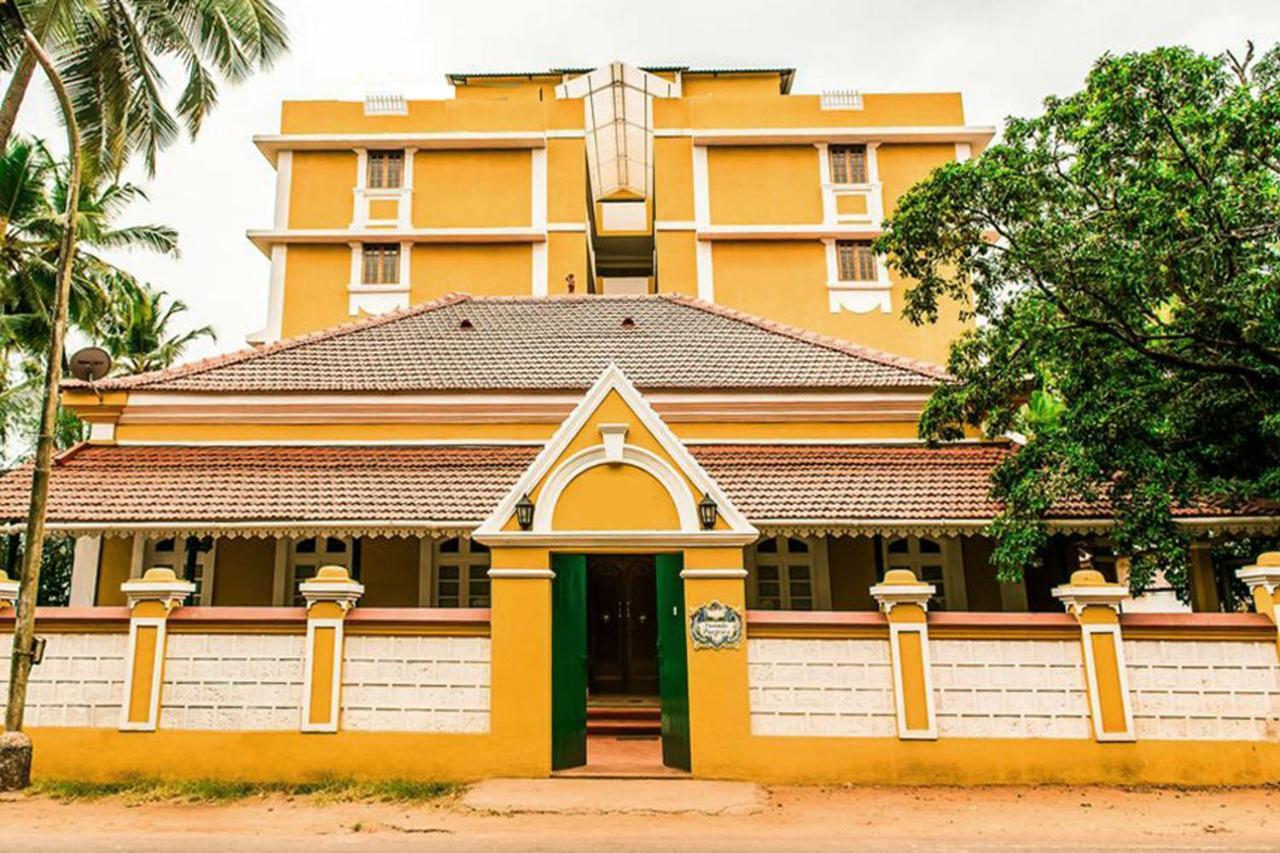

[288,536,351,606]
[836,240,878,282]
[829,144,868,184]
[366,151,404,189]
[361,244,400,285]
[433,537,491,607]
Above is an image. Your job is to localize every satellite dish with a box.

[69,347,112,382]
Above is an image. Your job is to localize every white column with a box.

[69,535,102,606]
[531,148,549,296]
[692,144,714,302]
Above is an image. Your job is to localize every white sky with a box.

[11,0,1280,361]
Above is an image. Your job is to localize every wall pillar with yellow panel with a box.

[1238,552,1280,657]
[487,546,553,777]
[118,568,194,731]
[869,569,938,740]
[299,565,363,733]
[0,571,17,610]
[1052,569,1135,742]
[680,546,751,777]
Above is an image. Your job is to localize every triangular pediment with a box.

[474,364,756,546]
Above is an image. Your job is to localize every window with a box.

[836,240,878,282]
[143,536,215,606]
[829,144,868,184]
[433,537,491,607]
[361,244,400,284]
[883,535,965,610]
[749,535,829,610]
[288,536,351,606]
[366,151,404,189]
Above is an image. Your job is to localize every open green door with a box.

[551,554,588,770]
[655,553,691,771]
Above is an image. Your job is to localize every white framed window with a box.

[361,243,400,284]
[366,150,404,189]
[746,535,831,610]
[836,240,878,282]
[829,144,868,184]
[287,536,352,606]
[432,537,491,608]
[143,536,216,606]
[882,535,967,610]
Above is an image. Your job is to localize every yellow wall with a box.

[360,536,419,606]
[288,152,356,229]
[707,146,823,225]
[547,138,586,224]
[655,231,698,296]
[681,74,786,98]
[95,536,133,606]
[654,137,694,222]
[212,537,275,606]
[829,535,878,610]
[551,465,680,530]
[413,150,532,228]
[280,245,348,339]
[410,244,532,300]
[546,232,587,294]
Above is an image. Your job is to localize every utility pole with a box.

[0,0,82,790]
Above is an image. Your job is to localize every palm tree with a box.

[0,0,289,175]
[0,136,178,444]
[100,273,214,374]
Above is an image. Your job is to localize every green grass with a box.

[30,776,458,804]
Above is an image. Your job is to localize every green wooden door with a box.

[655,553,691,770]
[551,553,588,770]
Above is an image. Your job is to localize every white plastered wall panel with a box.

[1123,639,1280,741]
[747,638,897,737]
[340,635,490,733]
[159,633,307,730]
[0,633,127,727]
[930,639,1093,739]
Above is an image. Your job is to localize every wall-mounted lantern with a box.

[698,493,718,530]
[516,494,535,530]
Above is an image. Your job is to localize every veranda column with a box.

[681,547,751,775]
[1052,569,1135,742]
[299,565,363,733]
[869,569,937,740]
[1237,552,1280,657]
[119,568,194,731]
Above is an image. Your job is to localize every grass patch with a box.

[30,776,458,804]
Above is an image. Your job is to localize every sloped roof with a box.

[74,294,948,394]
[2,442,1270,536]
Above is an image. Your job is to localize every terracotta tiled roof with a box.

[687,443,1277,522]
[0,445,538,526]
[71,294,948,394]
[1,442,1269,533]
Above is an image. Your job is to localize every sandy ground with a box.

[1,783,1277,852]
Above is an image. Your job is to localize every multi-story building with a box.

[249,63,990,362]
[0,63,1276,785]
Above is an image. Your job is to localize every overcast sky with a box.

[11,0,1280,361]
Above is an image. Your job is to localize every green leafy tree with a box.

[0,0,289,175]
[101,273,214,374]
[875,43,1280,595]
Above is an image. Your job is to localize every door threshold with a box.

[552,765,690,780]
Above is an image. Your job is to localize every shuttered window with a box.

[836,240,878,282]
[361,244,400,284]
[366,151,404,189]
[829,144,868,184]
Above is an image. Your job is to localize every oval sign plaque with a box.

[689,600,743,650]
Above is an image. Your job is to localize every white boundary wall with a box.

[341,635,490,733]
[160,633,307,730]
[747,638,897,737]
[0,633,127,727]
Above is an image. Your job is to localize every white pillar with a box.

[69,535,102,606]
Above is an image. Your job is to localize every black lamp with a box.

[698,493,718,529]
[515,494,535,530]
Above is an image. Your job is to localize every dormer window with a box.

[366,151,404,189]
[836,240,877,282]
[362,243,400,284]
[829,144,868,184]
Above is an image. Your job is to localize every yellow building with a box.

[0,63,1277,785]
[249,63,991,363]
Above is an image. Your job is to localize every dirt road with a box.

[2,783,1276,851]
